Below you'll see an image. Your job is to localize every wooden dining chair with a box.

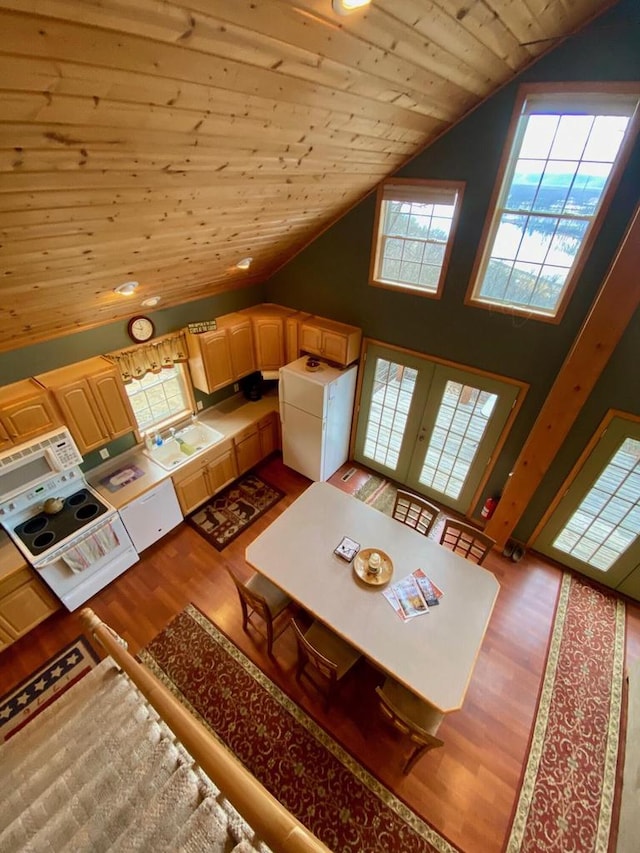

[392,489,440,537]
[376,677,445,774]
[227,568,291,658]
[439,519,495,565]
[290,619,360,711]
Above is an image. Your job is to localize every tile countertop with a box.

[87,392,279,511]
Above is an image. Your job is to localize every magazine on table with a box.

[413,568,443,607]
[392,574,429,620]
[382,569,444,621]
[334,536,360,562]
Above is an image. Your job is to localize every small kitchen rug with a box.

[355,475,398,517]
[0,636,100,743]
[187,473,284,551]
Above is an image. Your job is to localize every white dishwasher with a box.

[119,478,183,553]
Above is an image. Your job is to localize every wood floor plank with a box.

[1,454,639,853]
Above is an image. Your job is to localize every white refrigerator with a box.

[279,357,358,482]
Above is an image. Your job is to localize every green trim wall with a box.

[265,0,640,538]
[0,284,266,471]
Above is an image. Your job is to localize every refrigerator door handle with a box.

[278,368,285,423]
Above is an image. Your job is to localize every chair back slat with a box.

[226,568,290,658]
[291,620,339,681]
[439,519,495,565]
[375,684,444,774]
[392,489,440,537]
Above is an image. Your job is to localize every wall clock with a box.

[127,315,155,343]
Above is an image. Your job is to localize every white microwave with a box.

[0,428,83,503]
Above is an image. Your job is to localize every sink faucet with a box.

[169,427,176,440]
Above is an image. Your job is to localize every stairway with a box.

[0,659,271,853]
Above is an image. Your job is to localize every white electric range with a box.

[0,428,138,611]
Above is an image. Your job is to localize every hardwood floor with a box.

[2,455,639,853]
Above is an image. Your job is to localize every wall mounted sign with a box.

[187,320,217,334]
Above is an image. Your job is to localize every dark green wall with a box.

[1,285,265,384]
[265,0,640,535]
[1,285,266,471]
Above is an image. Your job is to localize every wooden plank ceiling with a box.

[0,0,611,354]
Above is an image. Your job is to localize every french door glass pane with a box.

[362,358,417,470]
[417,382,497,500]
[553,438,640,571]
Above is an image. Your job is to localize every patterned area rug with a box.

[187,473,284,550]
[506,573,626,852]
[353,474,397,516]
[0,636,99,743]
[140,605,459,853]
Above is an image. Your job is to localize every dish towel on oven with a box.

[61,522,121,573]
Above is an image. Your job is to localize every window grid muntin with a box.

[363,358,417,470]
[553,438,640,571]
[418,382,497,500]
[374,195,458,294]
[475,101,634,315]
[125,365,191,433]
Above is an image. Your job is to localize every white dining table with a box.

[245,481,500,712]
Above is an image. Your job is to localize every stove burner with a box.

[23,516,49,535]
[33,531,56,549]
[76,503,100,522]
[68,492,88,507]
[12,487,110,558]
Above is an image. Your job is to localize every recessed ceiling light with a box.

[113,280,139,296]
[332,0,371,14]
[236,257,253,270]
[141,296,161,307]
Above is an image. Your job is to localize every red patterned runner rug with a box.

[139,605,459,853]
[506,573,625,852]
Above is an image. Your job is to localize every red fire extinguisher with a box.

[481,495,499,520]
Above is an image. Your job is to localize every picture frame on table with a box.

[334,536,360,562]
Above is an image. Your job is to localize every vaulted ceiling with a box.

[0,0,612,353]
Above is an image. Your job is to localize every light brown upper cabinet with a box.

[36,357,138,454]
[226,316,256,379]
[187,327,234,393]
[299,316,362,367]
[241,305,296,372]
[186,314,256,394]
[0,379,61,450]
[285,311,312,364]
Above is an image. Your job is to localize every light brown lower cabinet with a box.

[172,439,238,515]
[258,413,278,458]
[234,423,262,475]
[0,567,59,650]
[234,412,279,476]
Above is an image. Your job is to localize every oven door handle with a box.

[35,515,117,567]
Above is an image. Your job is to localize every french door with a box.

[354,344,519,513]
[534,417,640,594]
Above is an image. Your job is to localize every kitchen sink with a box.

[143,423,224,471]
[176,422,224,451]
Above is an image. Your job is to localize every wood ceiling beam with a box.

[485,205,640,549]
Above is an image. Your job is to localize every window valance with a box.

[106,332,188,383]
